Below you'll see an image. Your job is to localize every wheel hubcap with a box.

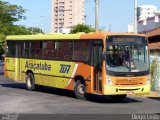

[78,85,85,95]
[27,77,32,88]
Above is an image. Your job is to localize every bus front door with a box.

[93,44,103,94]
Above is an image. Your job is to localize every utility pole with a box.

[95,0,99,32]
[40,15,44,33]
[134,0,138,34]
[108,24,112,32]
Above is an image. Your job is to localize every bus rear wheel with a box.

[26,73,35,91]
[74,80,87,100]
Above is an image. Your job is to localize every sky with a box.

[4,0,160,33]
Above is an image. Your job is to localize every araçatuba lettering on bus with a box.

[25,61,51,71]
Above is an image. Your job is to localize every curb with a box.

[128,91,160,97]
[145,91,160,97]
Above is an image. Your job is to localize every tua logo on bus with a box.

[60,64,71,74]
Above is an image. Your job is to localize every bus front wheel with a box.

[74,80,87,100]
[26,73,35,91]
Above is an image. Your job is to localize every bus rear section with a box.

[4,35,98,100]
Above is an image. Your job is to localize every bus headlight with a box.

[106,75,113,86]
[146,75,150,85]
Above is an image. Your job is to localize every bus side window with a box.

[55,41,72,60]
[42,41,56,59]
[22,41,30,58]
[73,41,90,62]
[48,41,56,59]
[6,41,16,57]
[30,41,42,58]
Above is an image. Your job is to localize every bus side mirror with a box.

[101,52,106,60]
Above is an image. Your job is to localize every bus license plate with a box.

[126,91,134,95]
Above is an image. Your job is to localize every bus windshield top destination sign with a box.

[108,36,147,44]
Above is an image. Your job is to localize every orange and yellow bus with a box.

[5,32,150,100]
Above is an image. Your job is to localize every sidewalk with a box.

[145,91,160,97]
[129,91,160,97]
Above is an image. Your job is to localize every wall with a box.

[138,15,160,33]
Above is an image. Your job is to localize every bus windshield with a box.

[106,36,149,76]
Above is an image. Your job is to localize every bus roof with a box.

[6,32,145,41]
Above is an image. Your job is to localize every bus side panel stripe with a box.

[66,64,78,87]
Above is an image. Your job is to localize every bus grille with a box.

[115,78,144,85]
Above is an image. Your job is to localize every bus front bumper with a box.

[103,84,150,95]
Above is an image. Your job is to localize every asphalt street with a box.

[0,75,160,115]
[0,74,160,120]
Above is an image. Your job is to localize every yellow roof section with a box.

[6,33,81,40]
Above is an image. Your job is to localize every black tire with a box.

[26,73,35,91]
[111,95,127,101]
[74,80,87,100]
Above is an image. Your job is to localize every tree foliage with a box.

[0,1,27,57]
[0,1,26,21]
[0,1,43,57]
[0,1,26,35]
[70,24,95,33]
[28,27,44,34]
[151,55,158,90]
[0,34,5,56]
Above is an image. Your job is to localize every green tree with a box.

[28,27,44,34]
[0,1,43,57]
[151,54,159,90]
[0,1,26,35]
[10,25,32,35]
[0,34,5,56]
[70,24,95,33]
[0,1,27,57]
